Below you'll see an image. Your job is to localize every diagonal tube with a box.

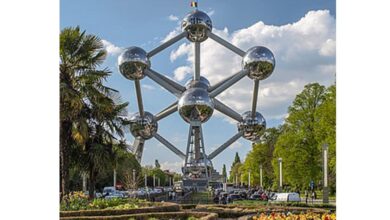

[155,101,178,121]
[208,131,244,160]
[144,69,182,97]
[154,133,186,159]
[148,69,186,92]
[134,80,145,117]
[213,98,242,122]
[209,69,248,98]
[147,32,187,58]
[208,73,237,92]
[207,31,246,57]
[251,80,260,118]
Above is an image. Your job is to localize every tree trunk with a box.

[60,120,71,199]
[88,166,96,199]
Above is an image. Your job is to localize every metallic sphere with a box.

[237,111,266,142]
[178,87,214,123]
[182,10,212,42]
[118,46,150,80]
[184,76,210,90]
[129,111,158,140]
[242,46,275,80]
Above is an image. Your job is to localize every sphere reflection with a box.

[182,10,212,42]
[129,112,157,140]
[242,46,275,80]
[178,87,214,123]
[118,46,150,80]
[237,111,266,141]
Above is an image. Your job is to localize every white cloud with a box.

[173,66,192,81]
[101,39,123,56]
[207,10,215,16]
[165,10,336,121]
[229,141,243,149]
[141,84,156,90]
[168,14,179,21]
[160,161,183,173]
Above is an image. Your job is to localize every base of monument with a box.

[182,178,209,191]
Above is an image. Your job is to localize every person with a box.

[305,190,308,204]
[311,191,315,204]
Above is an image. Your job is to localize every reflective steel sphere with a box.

[178,87,214,123]
[182,10,212,42]
[184,76,210,90]
[242,46,275,80]
[129,111,157,140]
[237,111,266,141]
[118,46,150,80]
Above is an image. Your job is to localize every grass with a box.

[232,200,268,206]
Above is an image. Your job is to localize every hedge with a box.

[195,204,334,218]
[60,211,218,220]
[60,202,179,217]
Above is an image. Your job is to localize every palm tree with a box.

[60,26,128,198]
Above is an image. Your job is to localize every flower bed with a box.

[60,202,180,218]
[60,211,218,220]
[242,212,336,220]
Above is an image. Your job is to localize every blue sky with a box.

[60,0,336,174]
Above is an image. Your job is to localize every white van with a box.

[270,193,301,202]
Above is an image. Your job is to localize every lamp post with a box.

[278,158,283,192]
[82,172,87,192]
[153,174,156,188]
[132,169,136,190]
[259,164,263,189]
[235,174,238,188]
[144,173,147,188]
[248,169,251,189]
[323,144,329,203]
[158,178,160,187]
[113,169,117,188]
[240,174,243,187]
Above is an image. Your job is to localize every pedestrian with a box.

[305,190,308,204]
[311,191,315,204]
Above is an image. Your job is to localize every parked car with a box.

[269,193,301,202]
[249,193,261,200]
[228,193,242,202]
[103,186,116,197]
[105,191,125,199]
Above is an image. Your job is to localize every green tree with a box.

[272,83,327,190]
[155,159,161,169]
[60,26,129,198]
[314,85,336,193]
[222,164,227,181]
[60,26,110,197]
[233,152,241,166]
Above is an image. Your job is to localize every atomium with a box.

[118,46,150,80]
[182,10,212,42]
[129,112,158,140]
[242,46,275,80]
[237,111,266,142]
[118,9,276,187]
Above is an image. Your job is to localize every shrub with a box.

[61,191,89,211]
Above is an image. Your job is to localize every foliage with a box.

[60,191,89,211]
[272,83,330,190]
[60,26,132,198]
[238,83,336,193]
[239,128,281,188]
[88,198,128,210]
[143,166,169,187]
[251,212,336,220]
[222,164,227,180]
[229,152,242,183]
[155,159,161,168]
